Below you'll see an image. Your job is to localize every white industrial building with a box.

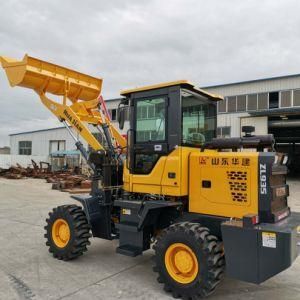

[10,127,77,156]
[4,127,83,169]
[205,74,300,172]
[204,74,300,138]
[6,74,300,171]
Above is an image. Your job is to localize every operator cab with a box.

[120,80,222,175]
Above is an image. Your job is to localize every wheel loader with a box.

[1,54,300,299]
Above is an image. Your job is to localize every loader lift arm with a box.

[0,54,126,154]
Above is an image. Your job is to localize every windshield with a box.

[181,89,216,147]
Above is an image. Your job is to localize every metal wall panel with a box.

[237,95,247,112]
[217,112,249,137]
[281,91,292,108]
[248,94,258,111]
[294,90,300,106]
[205,76,300,97]
[218,99,227,113]
[257,93,268,110]
[227,96,237,112]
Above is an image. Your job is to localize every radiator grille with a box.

[227,171,248,202]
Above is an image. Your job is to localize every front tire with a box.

[44,205,91,261]
[153,222,225,299]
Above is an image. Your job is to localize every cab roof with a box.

[120,80,223,101]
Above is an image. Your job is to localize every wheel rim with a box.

[165,243,199,284]
[52,218,71,248]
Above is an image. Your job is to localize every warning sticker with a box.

[122,209,131,215]
[262,232,276,248]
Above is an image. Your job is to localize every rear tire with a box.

[153,222,225,299]
[44,205,91,261]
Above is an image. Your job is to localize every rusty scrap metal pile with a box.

[0,160,91,193]
[48,174,92,193]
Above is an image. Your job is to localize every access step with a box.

[116,245,143,257]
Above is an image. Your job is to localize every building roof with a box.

[9,126,66,136]
[201,73,300,89]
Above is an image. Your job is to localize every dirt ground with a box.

[0,177,299,300]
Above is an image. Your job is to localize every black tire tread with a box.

[44,204,91,261]
[153,222,225,299]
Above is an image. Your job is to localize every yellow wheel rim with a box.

[165,243,199,284]
[51,218,71,248]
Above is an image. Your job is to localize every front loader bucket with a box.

[0,54,125,152]
[0,54,102,101]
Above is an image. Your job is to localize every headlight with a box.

[274,155,279,164]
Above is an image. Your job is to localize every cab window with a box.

[136,97,166,143]
[181,89,216,147]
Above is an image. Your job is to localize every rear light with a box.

[243,214,260,228]
[252,215,260,224]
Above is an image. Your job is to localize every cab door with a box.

[129,95,169,174]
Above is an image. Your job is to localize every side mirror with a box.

[117,107,126,130]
